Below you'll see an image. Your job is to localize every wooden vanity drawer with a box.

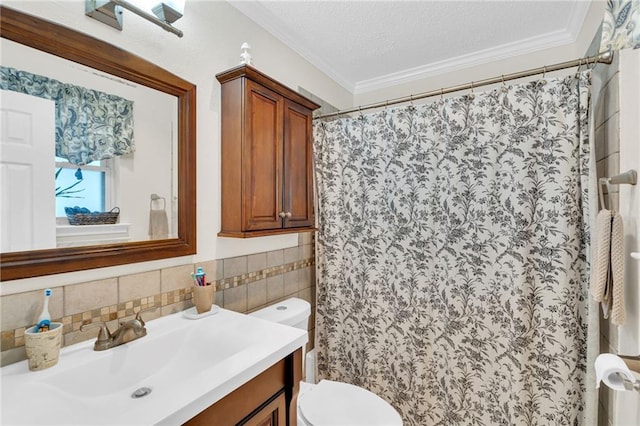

[242,392,286,426]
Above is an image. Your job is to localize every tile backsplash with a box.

[1,233,316,366]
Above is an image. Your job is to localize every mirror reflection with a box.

[1,38,178,252]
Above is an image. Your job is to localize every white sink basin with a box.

[1,307,307,425]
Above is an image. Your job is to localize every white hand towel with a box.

[610,212,625,325]
[591,208,626,325]
[592,209,612,311]
[149,208,169,240]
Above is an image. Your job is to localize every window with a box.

[55,157,112,218]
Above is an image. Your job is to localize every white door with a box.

[0,90,56,252]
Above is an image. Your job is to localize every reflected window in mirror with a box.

[55,157,112,218]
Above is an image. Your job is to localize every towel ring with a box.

[150,193,166,210]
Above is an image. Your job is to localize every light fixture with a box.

[85,0,185,38]
[152,1,183,24]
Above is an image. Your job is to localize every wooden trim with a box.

[218,227,316,239]
[0,7,197,280]
[220,78,244,234]
[242,392,287,426]
[216,65,320,112]
[286,349,303,426]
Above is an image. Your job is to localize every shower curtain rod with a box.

[315,50,614,119]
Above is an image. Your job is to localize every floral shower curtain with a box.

[313,72,594,425]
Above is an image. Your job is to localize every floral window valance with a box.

[0,66,135,165]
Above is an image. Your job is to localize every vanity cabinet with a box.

[184,349,301,426]
[216,65,320,238]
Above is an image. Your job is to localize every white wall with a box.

[0,0,352,294]
[609,47,640,426]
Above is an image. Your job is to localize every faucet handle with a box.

[134,306,157,325]
[80,322,112,342]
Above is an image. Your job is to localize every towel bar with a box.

[604,170,637,186]
[598,169,637,210]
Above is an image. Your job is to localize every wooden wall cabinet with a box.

[217,65,320,238]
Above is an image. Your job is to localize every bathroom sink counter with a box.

[1,307,307,425]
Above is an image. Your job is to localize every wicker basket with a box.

[66,207,120,225]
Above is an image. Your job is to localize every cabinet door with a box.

[244,81,284,231]
[283,100,314,229]
[241,393,287,426]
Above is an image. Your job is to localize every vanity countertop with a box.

[1,307,307,425]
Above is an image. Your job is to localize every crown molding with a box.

[228,1,355,93]
[566,0,593,40]
[354,28,580,94]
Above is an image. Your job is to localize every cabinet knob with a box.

[279,212,286,218]
[285,212,292,218]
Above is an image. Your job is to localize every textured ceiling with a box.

[228,1,592,94]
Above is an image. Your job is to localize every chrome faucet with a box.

[81,310,152,351]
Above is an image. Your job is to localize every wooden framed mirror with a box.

[0,6,196,281]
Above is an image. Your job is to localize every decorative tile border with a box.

[1,257,314,352]
[216,257,314,291]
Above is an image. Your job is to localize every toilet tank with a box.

[249,298,311,330]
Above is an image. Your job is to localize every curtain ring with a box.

[440,88,444,101]
[470,81,475,99]
[409,94,414,107]
[541,65,548,85]
[501,74,508,93]
[575,58,583,78]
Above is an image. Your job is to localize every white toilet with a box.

[250,298,403,426]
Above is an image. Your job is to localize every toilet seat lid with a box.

[298,380,402,426]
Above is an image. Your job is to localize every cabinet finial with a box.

[240,42,253,66]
